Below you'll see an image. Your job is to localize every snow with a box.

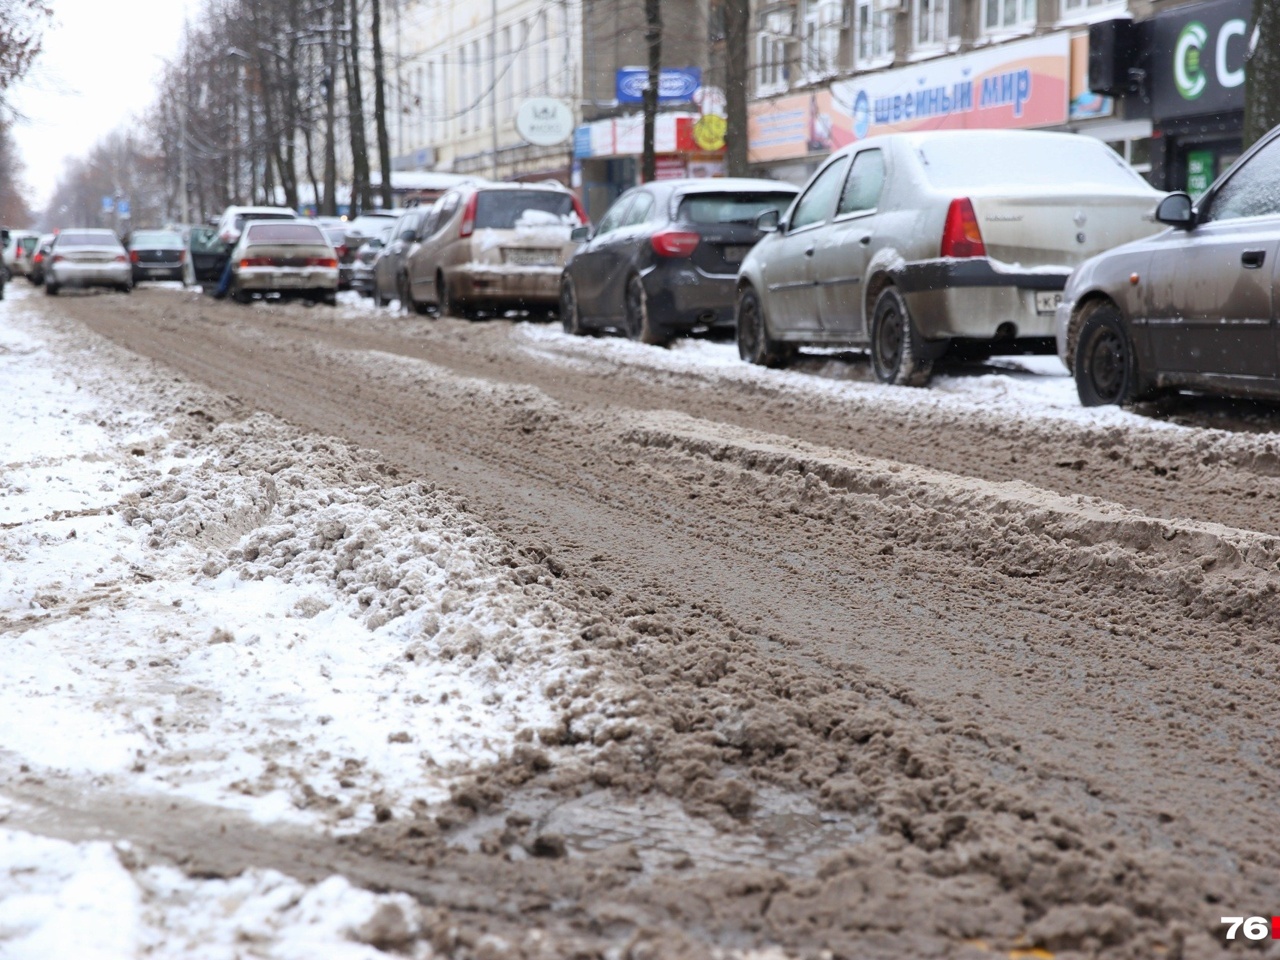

[0,287,602,956]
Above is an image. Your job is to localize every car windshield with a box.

[130,231,183,248]
[246,223,327,244]
[58,232,120,247]
[915,136,1148,191]
[474,191,576,229]
[233,212,296,231]
[677,192,796,225]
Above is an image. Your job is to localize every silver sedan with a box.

[736,130,1165,385]
[45,230,132,295]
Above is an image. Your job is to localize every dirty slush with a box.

[10,286,1280,959]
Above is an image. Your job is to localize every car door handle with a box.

[1242,249,1266,269]
[859,235,871,245]
[804,246,815,257]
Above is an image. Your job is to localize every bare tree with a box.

[723,0,748,176]
[346,0,373,214]
[1244,0,1280,148]
[371,0,393,208]
[641,0,661,182]
[0,0,51,103]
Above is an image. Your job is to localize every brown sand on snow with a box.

[12,285,1280,959]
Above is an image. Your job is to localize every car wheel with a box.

[736,284,793,368]
[870,286,933,386]
[45,282,59,296]
[322,291,338,307]
[1074,305,1138,407]
[232,283,252,305]
[439,272,471,319]
[560,275,587,335]
[624,273,668,345]
[120,282,133,294]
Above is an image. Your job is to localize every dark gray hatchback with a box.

[560,178,798,345]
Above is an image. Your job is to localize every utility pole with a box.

[372,0,394,207]
[724,0,749,176]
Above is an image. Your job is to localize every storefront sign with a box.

[1150,0,1249,120]
[692,114,727,151]
[1186,149,1216,198]
[748,91,836,163]
[828,33,1070,145]
[515,98,575,146]
[615,67,702,104]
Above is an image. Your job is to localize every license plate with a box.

[148,268,167,276]
[503,248,557,266]
[277,274,304,286]
[723,245,752,262]
[1035,291,1063,314]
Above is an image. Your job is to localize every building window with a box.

[914,0,947,47]
[1061,0,1123,14]
[857,0,894,65]
[983,0,1034,32]
[802,0,841,81]
[756,9,792,95]
[500,26,512,117]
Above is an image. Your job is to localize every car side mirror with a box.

[0,229,8,245]
[1155,193,1195,230]
[570,225,592,242]
[399,229,416,242]
[755,209,781,233]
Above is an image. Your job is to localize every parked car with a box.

[183,224,226,287]
[127,229,186,284]
[215,205,298,245]
[27,234,55,286]
[351,226,393,297]
[323,226,356,289]
[372,206,436,308]
[0,228,8,297]
[226,220,339,305]
[736,130,1164,384]
[44,229,132,295]
[1058,123,1280,407]
[4,230,38,278]
[403,183,586,318]
[560,178,799,344]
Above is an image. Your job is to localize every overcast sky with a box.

[11,0,205,214]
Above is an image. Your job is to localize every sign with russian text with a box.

[616,67,702,104]
[829,33,1070,146]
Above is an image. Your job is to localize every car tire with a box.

[624,273,669,345]
[1074,305,1139,407]
[322,291,338,307]
[120,282,133,294]
[232,283,252,305]
[560,275,587,335]
[870,286,933,386]
[439,271,471,319]
[736,284,793,368]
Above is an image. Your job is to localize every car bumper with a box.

[235,266,338,293]
[133,262,184,282]
[453,265,561,305]
[644,264,738,328]
[49,263,131,287]
[897,259,1068,340]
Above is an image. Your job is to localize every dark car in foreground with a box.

[560,178,799,345]
[1059,123,1280,407]
[127,229,186,284]
[736,130,1163,384]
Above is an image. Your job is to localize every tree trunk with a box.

[642,0,661,182]
[371,0,393,208]
[1244,0,1280,149]
[347,0,373,215]
[724,0,749,176]
[323,0,339,216]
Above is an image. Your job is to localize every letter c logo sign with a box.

[1175,21,1208,100]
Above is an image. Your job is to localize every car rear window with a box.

[474,191,576,229]
[130,231,183,248]
[57,232,120,246]
[677,192,797,224]
[915,136,1148,191]
[246,223,327,244]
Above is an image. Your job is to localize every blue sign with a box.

[117,198,130,217]
[573,125,592,159]
[101,195,114,214]
[615,67,701,104]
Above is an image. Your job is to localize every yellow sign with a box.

[693,114,727,152]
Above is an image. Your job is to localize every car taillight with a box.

[571,195,590,230]
[940,198,986,259]
[50,254,62,263]
[239,257,273,268]
[335,245,348,259]
[306,257,338,268]
[129,250,140,263]
[34,253,43,264]
[459,193,478,238]
[114,255,128,262]
[651,230,700,258]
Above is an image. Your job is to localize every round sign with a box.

[515,98,575,146]
[692,114,727,152]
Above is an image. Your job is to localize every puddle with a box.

[452,784,872,877]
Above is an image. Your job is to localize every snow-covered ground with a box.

[0,288,607,957]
